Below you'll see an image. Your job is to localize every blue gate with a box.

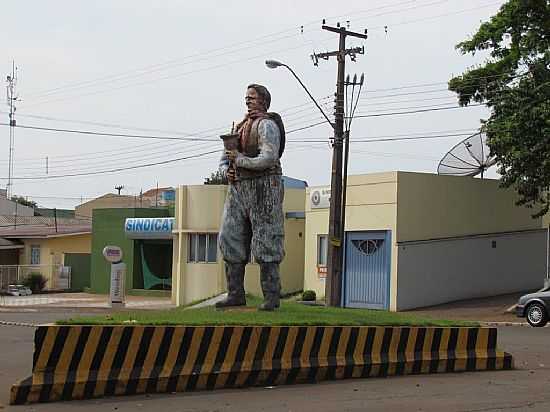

[343,231,391,310]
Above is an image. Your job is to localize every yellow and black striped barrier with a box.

[11,325,513,404]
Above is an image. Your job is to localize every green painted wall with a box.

[90,208,170,294]
[65,253,91,291]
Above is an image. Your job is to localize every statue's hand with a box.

[225,149,238,162]
[227,166,237,183]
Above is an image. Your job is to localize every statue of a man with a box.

[216,84,285,311]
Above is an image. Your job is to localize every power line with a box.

[0,99,487,178]
[0,129,477,181]
[0,102,485,151]
[353,103,485,118]
[290,128,477,141]
[363,72,518,94]
[15,126,480,175]
[355,102,482,114]
[0,149,221,180]
[287,132,477,144]
[13,141,221,173]
[0,123,217,141]
[0,97,331,164]
[286,121,329,134]
[366,1,502,31]
[0,109,332,173]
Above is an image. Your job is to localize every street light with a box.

[265,59,334,129]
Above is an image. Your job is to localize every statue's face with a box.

[245,88,264,112]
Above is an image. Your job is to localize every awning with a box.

[0,238,24,250]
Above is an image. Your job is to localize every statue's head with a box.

[245,84,271,112]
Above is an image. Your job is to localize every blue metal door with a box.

[343,231,391,310]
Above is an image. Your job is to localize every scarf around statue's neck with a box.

[236,110,269,150]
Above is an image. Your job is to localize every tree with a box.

[204,170,228,185]
[449,0,549,217]
[11,196,37,209]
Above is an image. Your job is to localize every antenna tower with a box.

[5,61,19,198]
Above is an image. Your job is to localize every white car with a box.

[17,285,32,296]
[6,285,20,296]
[5,285,32,296]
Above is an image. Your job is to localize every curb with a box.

[0,320,37,328]
[11,325,513,404]
[481,321,545,327]
[481,321,528,327]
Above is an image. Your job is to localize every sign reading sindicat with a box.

[124,217,174,239]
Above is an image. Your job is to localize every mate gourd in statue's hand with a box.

[220,123,240,183]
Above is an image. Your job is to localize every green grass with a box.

[126,289,171,298]
[58,296,477,327]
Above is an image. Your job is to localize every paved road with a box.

[1,312,549,412]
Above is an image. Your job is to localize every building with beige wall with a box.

[304,171,546,311]
[171,184,306,306]
[76,194,150,218]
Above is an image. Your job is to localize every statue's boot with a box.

[258,262,281,311]
[216,262,246,308]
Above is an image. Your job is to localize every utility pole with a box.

[312,23,367,307]
[115,185,124,195]
[5,61,19,199]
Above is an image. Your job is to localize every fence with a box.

[0,265,72,291]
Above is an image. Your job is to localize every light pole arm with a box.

[281,64,335,129]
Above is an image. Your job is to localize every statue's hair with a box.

[247,84,271,110]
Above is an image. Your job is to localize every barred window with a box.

[188,233,218,263]
[30,245,40,265]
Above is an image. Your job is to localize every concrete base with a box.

[11,325,513,405]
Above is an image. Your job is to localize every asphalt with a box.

[405,292,529,324]
[1,310,550,411]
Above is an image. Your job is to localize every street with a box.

[1,310,549,412]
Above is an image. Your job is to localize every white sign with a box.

[125,217,174,239]
[310,187,331,209]
[110,262,126,306]
[103,245,123,263]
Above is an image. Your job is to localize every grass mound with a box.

[58,296,476,327]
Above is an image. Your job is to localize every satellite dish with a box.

[437,131,496,178]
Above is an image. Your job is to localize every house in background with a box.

[75,187,175,218]
[0,189,34,217]
[35,208,75,218]
[141,187,175,207]
[75,194,142,218]
[0,216,92,291]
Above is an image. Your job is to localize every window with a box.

[317,235,328,266]
[189,234,197,262]
[30,245,40,265]
[207,234,218,262]
[188,233,218,263]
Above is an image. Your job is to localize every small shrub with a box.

[301,290,317,302]
[23,273,47,293]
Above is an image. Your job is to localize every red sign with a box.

[317,265,327,279]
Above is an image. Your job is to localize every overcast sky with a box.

[2,0,504,209]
